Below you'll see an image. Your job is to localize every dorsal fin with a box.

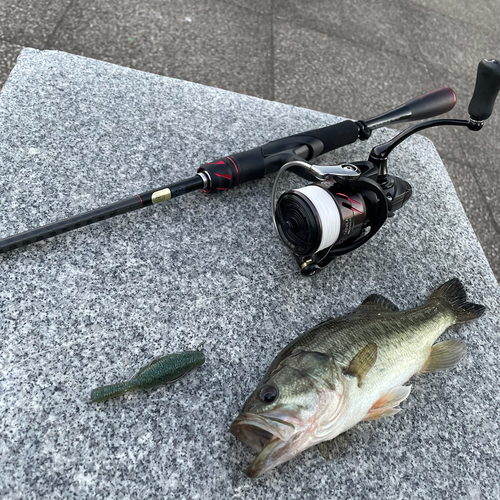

[355,294,399,313]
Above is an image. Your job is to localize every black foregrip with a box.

[290,120,360,155]
[197,121,360,192]
[468,59,500,121]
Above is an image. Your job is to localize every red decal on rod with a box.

[226,156,240,185]
[136,194,144,207]
[215,173,232,180]
[207,161,226,165]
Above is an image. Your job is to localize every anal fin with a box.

[364,385,411,421]
[420,339,466,373]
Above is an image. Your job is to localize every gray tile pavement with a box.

[0,41,22,85]
[273,20,437,120]
[225,0,272,14]
[405,1,498,76]
[274,0,417,61]
[0,0,498,280]
[0,0,72,46]
[405,0,498,30]
[45,0,273,99]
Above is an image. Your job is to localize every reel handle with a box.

[468,59,500,121]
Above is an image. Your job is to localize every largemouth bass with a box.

[91,350,205,402]
[230,278,485,477]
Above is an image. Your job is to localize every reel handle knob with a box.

[401,87,456,121]
[468,59,500,121]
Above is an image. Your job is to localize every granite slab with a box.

[0,49,499,499]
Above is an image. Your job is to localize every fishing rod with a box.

[0,82,457,253]
[1,59,499,274]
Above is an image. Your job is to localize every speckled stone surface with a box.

[0,49,499,499]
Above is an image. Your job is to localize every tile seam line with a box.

[273,14,432,71]
[41,0,78,50]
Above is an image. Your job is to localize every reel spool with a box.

[271,160,390,275]
[275,185,366,256]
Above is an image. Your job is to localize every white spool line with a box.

[295,185,341,252]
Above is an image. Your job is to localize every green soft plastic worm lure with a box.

[91,350,205,402]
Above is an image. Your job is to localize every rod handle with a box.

[198,121,361,192]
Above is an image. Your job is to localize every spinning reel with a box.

[272,60,500,276]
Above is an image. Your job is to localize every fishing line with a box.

[293,185,341,252]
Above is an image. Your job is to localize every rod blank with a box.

[0,176,204,253]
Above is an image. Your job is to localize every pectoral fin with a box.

[346,343,377,387]
[420,339,466,373]
[318,432,350,460]
[364,385,412,421]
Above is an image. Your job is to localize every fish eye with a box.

[259,385,278,404]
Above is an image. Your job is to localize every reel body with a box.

[272,161,412,275]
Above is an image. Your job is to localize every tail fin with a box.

[91,381,130,402]
[430,278,485,323]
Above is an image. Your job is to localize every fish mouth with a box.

[230,413,297,478]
